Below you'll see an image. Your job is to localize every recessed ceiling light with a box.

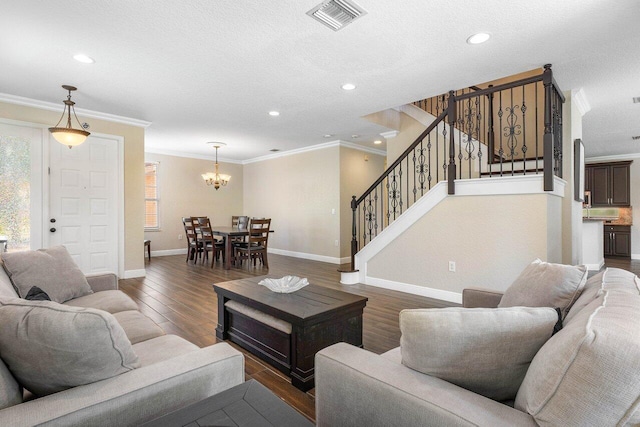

[268,111,280,116]
[73,54,95,64]
[466,33,490,45]
[323,134,333,138]
[342,83,356,91]
[351,134,359,138]
[373,140,382,145]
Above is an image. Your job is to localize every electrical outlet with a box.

[178,234,183,240]
[331,208,336,215]
[448,261,456,272]
[334,240,339,246]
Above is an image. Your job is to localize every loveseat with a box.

[315,263,640,426]
[0,246,244,426]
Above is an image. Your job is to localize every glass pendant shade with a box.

[48,85,90,149]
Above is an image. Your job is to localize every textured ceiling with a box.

[1,0,639,160]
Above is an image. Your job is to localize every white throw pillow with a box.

[0,298,140,396]
[0,246,93,303]
[498,259,587,319]
[400,306,559,401]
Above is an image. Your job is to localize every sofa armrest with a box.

[85,273,118,292]
[0,343,244,427]
[462,287,504,308]
[315,343,536,427]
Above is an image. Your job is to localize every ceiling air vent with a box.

[632,136,640,141]
[307,0,367,31]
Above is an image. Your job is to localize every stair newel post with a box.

[350,195,358,271]
[447,90,457,195]
[542,63,554,191]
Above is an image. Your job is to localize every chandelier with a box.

[201,142,231,190]
[48,85,90,148]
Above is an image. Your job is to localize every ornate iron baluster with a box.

[427,134,432,190]
[521,84,527,174]
[498,90,504,176]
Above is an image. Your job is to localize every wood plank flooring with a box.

[120,254,640,422]
[119,253,455,422]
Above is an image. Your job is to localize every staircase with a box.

[345,65,565,277]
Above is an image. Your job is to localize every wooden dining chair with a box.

[232,215,249,229]
[234,218,271,268]
[184,225,202,263]
[199,225,222,267]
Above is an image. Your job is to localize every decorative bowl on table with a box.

[259,276,309,293]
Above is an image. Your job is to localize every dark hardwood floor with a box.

[120,254,639,422]
[119,253,454,422]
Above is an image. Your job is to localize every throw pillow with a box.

[498,259,587,319]
[400,306,558,401]
[24,286,51,301]
[1,246,93,303]
[0,297,140,396]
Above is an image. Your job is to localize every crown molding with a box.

[144,147,242,164]
[571,88,591,116]
[0,92,151,128]
[241,140,386,165]
[380,130,399,139]
[586,153,640,162]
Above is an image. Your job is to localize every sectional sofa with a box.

[0,246,244,426]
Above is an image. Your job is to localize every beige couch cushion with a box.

[112,310,165,344]
[64,290,138,313]
[400,307,558,401]
[132,335,200,366]
[0,267,18,299]
[0,298,140,396]
[498,259,587,318]
[0,357,22,410]
[515,288,640,426]
[0,246,92,303]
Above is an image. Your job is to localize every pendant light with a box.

[201,142,231,190]
[48,85,90,148]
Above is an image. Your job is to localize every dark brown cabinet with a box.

[604,225,631,258]
[585,161,631,207]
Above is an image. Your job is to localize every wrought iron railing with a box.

[348,64,564,269]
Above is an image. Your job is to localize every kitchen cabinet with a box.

[604,225,631,258]
[586,161,631,207]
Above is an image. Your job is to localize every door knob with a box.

[50,218,56,223]
[50,228,56,233]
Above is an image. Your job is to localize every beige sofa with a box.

[316,267,640,426]
[0,249,244,426]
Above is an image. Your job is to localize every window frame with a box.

[144,161,160,231]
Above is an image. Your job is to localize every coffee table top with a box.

[214,276,368,325]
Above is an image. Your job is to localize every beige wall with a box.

[386,112,425,164]
[243,147,341,259]
[339,147,386,258]
[143,153,243,252]
[630,160,640,258]
[366,193,563,294]
[0,100,145,274]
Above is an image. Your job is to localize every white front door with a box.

[48,135,119,274]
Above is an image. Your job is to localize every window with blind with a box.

[145,162,159,230]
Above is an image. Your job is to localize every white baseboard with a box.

[150,248,187,257]
[123,269,146,279]
[632,254,640,260]
[365,276,462,304]
[267,248,346,265]
[584,259,605,271]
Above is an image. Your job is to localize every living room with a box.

[1,1,640,425]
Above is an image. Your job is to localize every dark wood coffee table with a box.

[214,277,368,391]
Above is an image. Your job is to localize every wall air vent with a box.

[633,97,640,104]
[307,0,367,31]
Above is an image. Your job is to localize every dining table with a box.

[209,226,273,270]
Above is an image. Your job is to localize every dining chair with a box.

[199,225,222,267]
[233,218,271,268]
[232,215,249,229]
[184,225,202,263]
